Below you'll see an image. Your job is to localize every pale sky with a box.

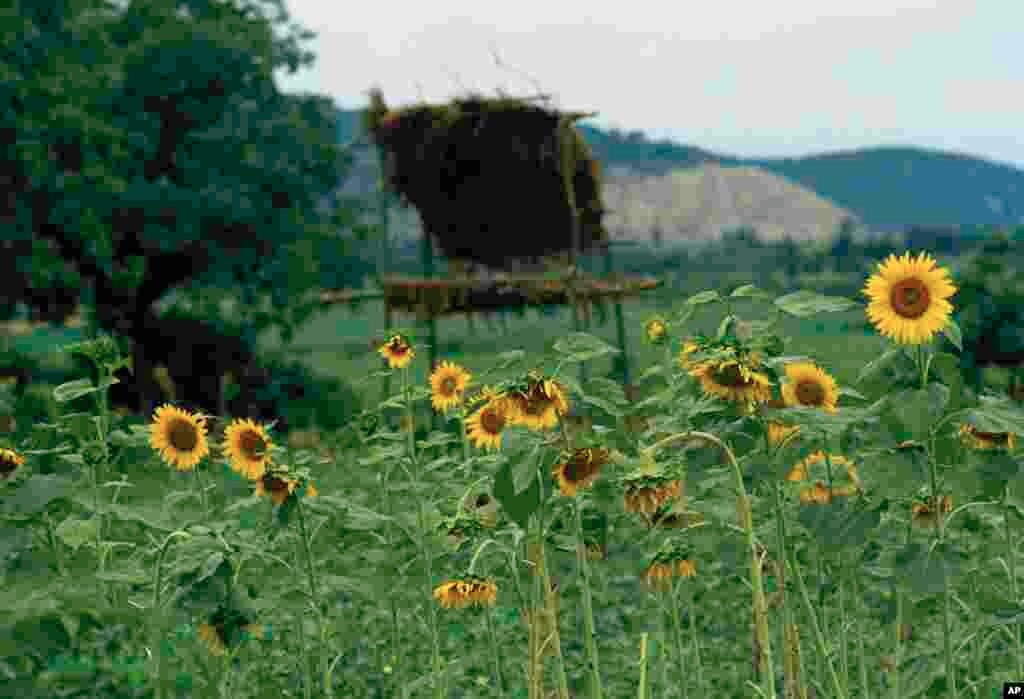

[273,0,1024,169]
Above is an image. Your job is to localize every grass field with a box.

[2,275,1024,699]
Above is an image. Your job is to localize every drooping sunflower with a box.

[688,356,772,408]
[465,393,510,450]
[224,418,275,480]
[432,577,498,609]
[254,468,318,506]
[506,373,570,431]
[958,423,1017,451]
[641,546,697,593]
[196,609,266,657]
[911,494,953,529]
[149,404,210,471]
[623,477,683,515]
[644,317,668,344]
[378,334,415,369]
[429,360,472,414]
[766,421,801,448]
[0,447,25,480]
[863,251,957,345]
[781,361,840,414]
[551,447,609,497]
[786,451,862,503]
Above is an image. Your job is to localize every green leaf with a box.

[493,458,541,532]
[55,516,100,551]
[941,318,962,352]
[552,332,620,363]
[494,350,526,369]
[685,290,720,306]
[964,396,1024,435]
[774,290,858,318]
[730,284,771,300]
[0,474,75,515]
[52,376,118,403]
[889,386,947,441]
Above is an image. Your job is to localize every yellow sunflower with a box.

[624,478,683,515]
[958,423,1017,451]
[644,317,668,344]
[781,361,840,414]
[432,577,498,609]
[507,375,570,431]
[254,470,318,506]
[378,334,415,369]
[149,404,210,471]
[224,418,275,480]
[641,557,697,593]
[863,251,957,345]
[465,395,510,450]
[551,447,608,497]
[429,360,472,414]
[767,421,801,447]
[911,495,953,529]
[786,451,861,503]
[689,357,772,407]
[0,447,25,480]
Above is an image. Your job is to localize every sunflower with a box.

[551,447,608,497]
[224,418,275,481]
[149,404,210,471]
[429,360,472,414]
[196,610,266,657]
[786,451,862,503]
[781,361,839,414]
[462,492,499,528]
[642,549,697,593]
[644,317,668,344]
[958,423,1017,451]
[623,478,683,515]
[688,357,772,408]
[378,334,415,369]
[465,395,510,451]
[0,447,25,480]
[911,494,953,529]
[678,338,711,370]
[507,374,570,431]
[863,251,957,345]
[767,421,801,448]
[254,468,318,506]
[433,577,498,609]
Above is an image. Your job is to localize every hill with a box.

[334,105,1024,235]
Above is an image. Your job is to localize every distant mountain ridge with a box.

[334,107,1024,230]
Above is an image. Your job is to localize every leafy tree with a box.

[1,0,368,416]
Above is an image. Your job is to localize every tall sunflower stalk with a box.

[643,430,775,699]
[863,250,957,699]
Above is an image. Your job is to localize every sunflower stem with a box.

[637,632,649,699]
[852,568,871,699]
[836,552,850,697]
[772,480,803,699]
[918,348,957,699]
[1005,483,1024,679]
[152,531,189,699]
[785,542,847,699]
[485,602,506,697]
[574,497,605,699]
[534,467,571,699]
[295,497,330,698]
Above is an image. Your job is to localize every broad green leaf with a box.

[730,284,771,299]
[493,458,541,532]
[774,290,858,318]
[685,290,720,306]
[941,318,962,352]
[552,332,620,363]
[0,474,75,515]
[52,376,118,403]
[55,516,99,551]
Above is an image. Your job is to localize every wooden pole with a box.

[421,228,439,431]
[559,118,587,388]
[605,243,631,392]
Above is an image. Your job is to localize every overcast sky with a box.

[273,1,1023,169]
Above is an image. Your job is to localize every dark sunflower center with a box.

[795,380,825,406]
[713,364,747,387]
[441,377,457,395]
[168,419,198,451]
[0,457,16,476]
[890,279,930,318]
[267,477,289,494]
[239,431,267,459]
[480,407,505,434]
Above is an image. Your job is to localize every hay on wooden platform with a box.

[365,88,608,269]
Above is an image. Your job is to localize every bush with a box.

[244,356,361,434]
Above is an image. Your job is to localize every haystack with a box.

[365,88,608,269]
